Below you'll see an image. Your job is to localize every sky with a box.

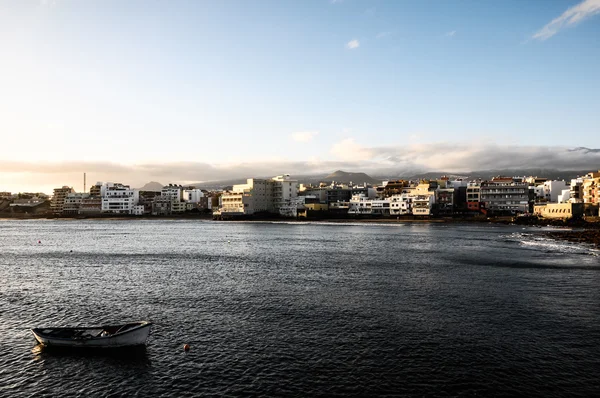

[1,0,599,193]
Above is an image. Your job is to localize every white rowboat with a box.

[31,321,152,348]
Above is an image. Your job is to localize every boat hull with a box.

[31,322,152,348]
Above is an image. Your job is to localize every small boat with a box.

[31,321,152,348]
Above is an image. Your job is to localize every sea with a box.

[0,219,599,397]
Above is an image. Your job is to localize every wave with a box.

[507,232,599,256]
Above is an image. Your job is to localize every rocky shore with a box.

[544,229,600,248]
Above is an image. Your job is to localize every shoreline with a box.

[543,230,600,248]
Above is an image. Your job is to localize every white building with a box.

[183,188,204,203]
[370,199,391,216]
[557,189,571,203]
[537,180,567,203]
[161,185,183,201]
[101,183,140,214]
[272,174,299,210]
[348,194,373,215]
[389,194,411,216]
[570,178,584,203]
[218,175,298,217]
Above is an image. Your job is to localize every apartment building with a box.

[480,177,529,215]
[63,193,90,215]
[101,183,140,214]
[51,186,75,214]
[582,171,600,204]
[218,175,298,216]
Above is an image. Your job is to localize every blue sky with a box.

[1,0,599,192]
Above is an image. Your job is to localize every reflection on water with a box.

[1,220,600,397]
[32,343,150,362]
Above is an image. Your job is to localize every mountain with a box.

[138,181,164,192]
[143,168,593,192]
[397,169,590,181]
[322,170,380,185]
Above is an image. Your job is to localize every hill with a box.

[322,170,380,185]
[397,169,590,182]
[138,181,163,192]
[140,168,593,192]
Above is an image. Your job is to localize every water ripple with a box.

[0,220,599,397]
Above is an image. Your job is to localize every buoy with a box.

[228,240,230,243]
[183,344,190,351]
[38,240,41,244]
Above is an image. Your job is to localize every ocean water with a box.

[0,220,599,397]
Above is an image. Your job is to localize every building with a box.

[79,197,102,215]
[272,174,298,210]
[9,198,48,214]
[582,171,600,204]
[152,196,173,216]
[217,175,298,217]
[298,203,329,218]
[480,177,529,215]
[90,183,102,197]
[101,183,140,214]
[389,194,411,216]
[328,200,350,216]
[218,192,249,216]
[534,180,568,203]
[413,195,434,216]
[376,180,409,198]
[51,186,75,214]
[139,191,161,214]
[183,188,204,203]
[171,200,187,213]
[326,186,352,205]
[466,183,481,210]
[301,186,329,203]
[533,202,584,219]
[161,184,183,201]
[370,199,391,217]
[570,178,584,202]
[557,189,571,203]
[157,184,199,214]
[63,193,90,215]
[436,188,456,215]
[348,194,373,215]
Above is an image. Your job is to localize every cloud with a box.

[445,30,456,37]
[290,131,319,143]
[346,39,360,49]
[330,138,374,161]
[376,31,392,39]
[533,0,600,40]
[2,145,600,193]
[327,141,600,173]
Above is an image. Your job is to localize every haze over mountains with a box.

[139,168,594,191]
[3,145,599,194]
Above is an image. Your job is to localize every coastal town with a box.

[1,170,599,222]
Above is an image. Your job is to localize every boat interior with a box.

[36,323,142,339]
